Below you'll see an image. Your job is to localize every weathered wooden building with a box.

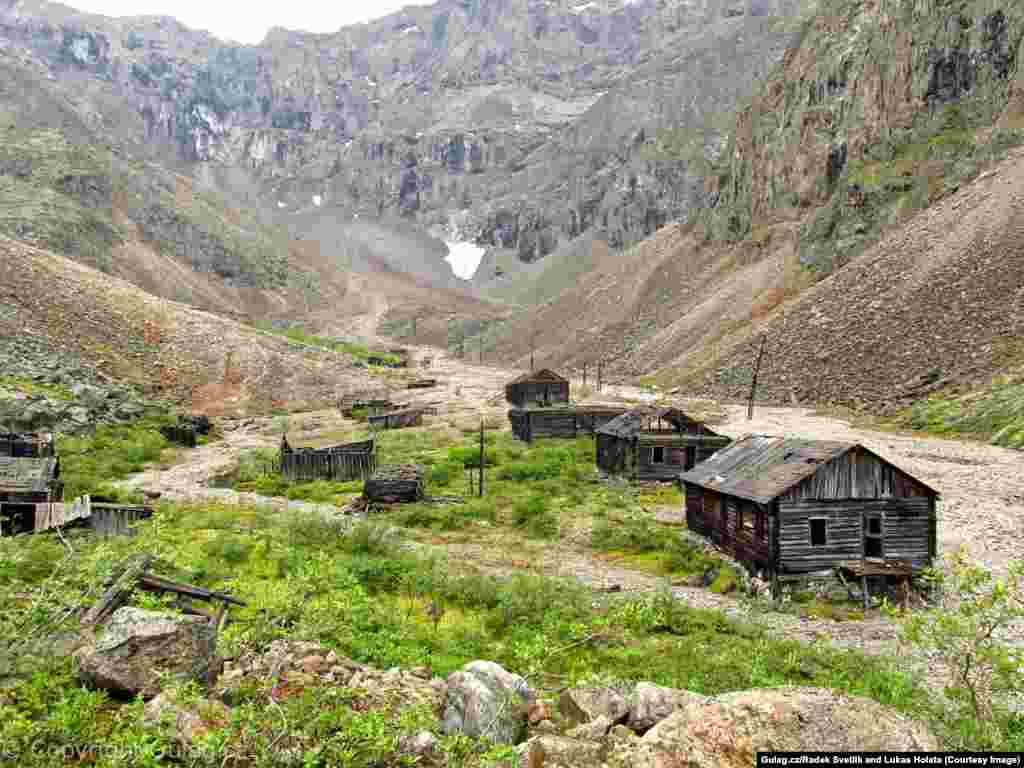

[279,436,376,482]
[505,369,570,409]
[508,405,629,443]
[0,454,62,535]
[368,408,426,430]
[596,408,731,481]
[679,435,940,577]
[0,432,55,458]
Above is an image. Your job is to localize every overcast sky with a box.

[69,0,433,44]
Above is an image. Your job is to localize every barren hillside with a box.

[0,237,388,415]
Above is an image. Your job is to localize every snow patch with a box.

[445,241,485,281]
[572,1,599,12]
[277,201,286,209]
[313,195,322,207]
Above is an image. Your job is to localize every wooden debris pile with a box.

[406,379,438,389]
[82,555,246,632]
[364,464,425,504]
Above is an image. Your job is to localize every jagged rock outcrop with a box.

[0,0,804,288]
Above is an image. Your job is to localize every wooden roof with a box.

[506,368,568,386]
[596,407,717,439]
[679,435,939,504]
[0,456,59,494]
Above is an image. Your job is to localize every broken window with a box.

[742,507,755,532]
[651,446,665,464]
[810,518,828,547]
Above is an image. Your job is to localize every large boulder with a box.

[442,660,535,745]
[610,687,939,768]
[559,684,629,727]
[73,607,219,699]
[520,735,605,768]
[625,682,710,733]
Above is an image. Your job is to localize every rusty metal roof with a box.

[679,435,857,504]
[596,407,719,439]
[0,456,59,494]
[506,368,568,386]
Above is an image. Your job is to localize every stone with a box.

[143,690,228,747]
[528,699,552,725]
[609,724,637,742]
[609,687,939,768]
[566,714,613,741]
[521,735,604,768]
[559,685,629,727]
[73,607,219,699]
[625,682,710,733]
[398,730,438,757]
[442,660,535,745]
[299,655,325,674]
[534,719,558,734]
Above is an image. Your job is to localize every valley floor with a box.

[118,346,1024,682]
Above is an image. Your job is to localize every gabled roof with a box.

[596,407,717,439]
[0,456,59,494]
[506,368,568,386]
[679,435,939,504]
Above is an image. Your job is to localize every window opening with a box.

[810,518,828,546]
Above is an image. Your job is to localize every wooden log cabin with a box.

[508,405,629,442]
[368,408,426,430]
[679,435,940,578]
[596,408,731,481]
[505,369,570,409]
[0,443,62,536]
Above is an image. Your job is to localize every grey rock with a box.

[397,730,438,756]
[626,682,710,733]
[566,714,613,741]
[442,660,535,745]
[143,690,228,747]
[73,607,220,699]
[559,684,629,727]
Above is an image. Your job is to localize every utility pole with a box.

[582,362,587,388]
[478,418,485,498]
[597,359,603,392]
[748,334,767,421]
[479,331,484,364]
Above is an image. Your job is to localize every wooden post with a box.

[582,362,587,387]
[597,359,603,392]
[862,574,869,613]
[747,334,767,421]
[478,418,485,498]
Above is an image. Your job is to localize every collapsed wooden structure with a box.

[505,369,570,409]
[367,348,409,368]
[596,408,731,481]
[159,414,212,448]
[680,435,940,583]
[32,494,155,537]
[407,379,439,389]
[368,408,427,430]
[364,464,426,503]
[278,435,376,482]
[508,405,629,442]
[0,432,62,536]
[338,389,397,417]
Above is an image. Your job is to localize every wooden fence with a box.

[279,439,377,482]
[30,495,153,537]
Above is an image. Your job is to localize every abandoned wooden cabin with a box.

[596,408,731,481]
[0,432,55,458]
[0,454,62,535]
[339,393,397,417]
[508,405,629,442]
[279,435,376,482]
[679,435,940,579]
[364,464,425,503]
[368,408,426,430]
[505,369,570,409]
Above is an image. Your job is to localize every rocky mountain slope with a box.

[0,237,387,415]
[0,0,804,295]
[487,0,1024,420]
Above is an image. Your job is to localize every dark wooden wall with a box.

[783,448,934,502]
[777,497,933,572]
[506,381,570,408]
[596,434,631,475]
[280,450,376,482]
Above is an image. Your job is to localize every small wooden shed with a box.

[596,408,731,481]
[0,455,62,535]
[508,405,629,442]
[679,435,940,577]
[368,408,426,430]
[505,369,570,409]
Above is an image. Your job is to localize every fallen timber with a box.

[81,557,245,630]
[406,379,438,389]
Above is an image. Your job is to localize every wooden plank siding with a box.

[513,408,628,443]
[782,447,933,502]
[777,498,932,572]
[280,450,376,482]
